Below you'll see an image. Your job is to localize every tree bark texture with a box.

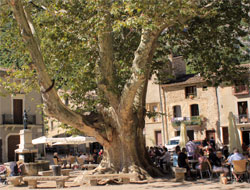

[96,119,162,179]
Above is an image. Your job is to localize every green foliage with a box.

[0,0,249,111]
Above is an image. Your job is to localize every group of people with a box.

[148,137,250,181]
[173,138,250,181]
[53,149,104,169]
[147,146,171,171]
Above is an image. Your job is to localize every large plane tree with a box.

[1,0,249,178]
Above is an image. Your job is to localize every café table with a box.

[188,160,199,169]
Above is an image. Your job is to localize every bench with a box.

[38,169,72,176]
[23,176,69,189]
[83,173,135,186]
[7,176,23,186]
[82,164,98,170]
[173,167,187,182]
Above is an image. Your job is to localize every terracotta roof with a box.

[161,74,205,87]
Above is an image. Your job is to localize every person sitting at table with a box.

[159,147,171,171]
[227,148,245,182]
[80,153,87,162]
[195,150,207,169]
[209,149,229,176]
[178,148,191,178]
[222,146,230,159]
[173,146,181,167]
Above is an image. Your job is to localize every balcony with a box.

[171,116,202,127]
[2,114,36,125]
[235,114,250,124]
[232,85,249,96]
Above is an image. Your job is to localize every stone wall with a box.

[163,83,220,142]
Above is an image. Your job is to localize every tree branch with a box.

[97,12,119,109]
[7,0,109,146]
[119,27,163,120]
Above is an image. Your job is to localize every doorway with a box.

[155,131,162,146]
[242,131,250,146]
[13,99,23,124]
[8,135,20,161]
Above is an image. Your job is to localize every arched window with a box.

[173,105,182,118]
[190,104,199,116]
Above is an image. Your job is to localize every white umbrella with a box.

[32,136,55,145]
[52,136,97,145]
[228,112,242,153]
[179,122,188,149]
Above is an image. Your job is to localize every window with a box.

[233,80,249,95]
[185,86,197,98]
[202,86,208,91]
[190,104,199,116]
[173,105,182,118]
[146,103,160,123]
[238,101,248,123]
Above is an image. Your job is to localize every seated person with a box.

[173,146,181,167]
[17,160,25,176]
[9,162,19,177]
[178,148,191,178]
[208,149,228,176]
[195,150,208,169]
[227,148,245,182]
[159,147,171,170]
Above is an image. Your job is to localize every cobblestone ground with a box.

[1,177,249,190]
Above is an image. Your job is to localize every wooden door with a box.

[155,131,162,146]
[13,99,23,124]
[8,135,20,161]
[0,139,2,163]
[222,127,229,145]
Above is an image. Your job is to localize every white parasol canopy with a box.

[32,136,56,145]
[228,112,242,153]
[179,122,188,149]
[52,136,97,145]
[32,135,97,145]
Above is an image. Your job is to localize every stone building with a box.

[161,74,220,143]
[145,57,250,148]
[217,64,250,147]
[0,68,43,163]
[145,75,163,147]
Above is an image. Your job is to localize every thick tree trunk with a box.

[94,122,162,179]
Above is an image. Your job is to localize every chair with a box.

[232,160,247,182]
[76,157,84,170]
[67,156,76,168]
[207,160,221,180]
[197,161,211,179]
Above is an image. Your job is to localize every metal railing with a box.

[171,116,201,127]
[235,114,250,124]
[2,114,36,125]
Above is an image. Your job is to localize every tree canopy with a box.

[0,0,249,177]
